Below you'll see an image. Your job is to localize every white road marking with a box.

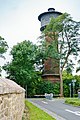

[42,101,48,104]
[65,109,80,116]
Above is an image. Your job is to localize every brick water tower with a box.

[38,8,62,82]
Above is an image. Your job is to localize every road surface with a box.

[28,98,80,120]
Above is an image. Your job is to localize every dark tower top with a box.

[38,8,62,31]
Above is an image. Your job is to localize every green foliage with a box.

[36,80,60,95]
[3,39,60,97]
[41,71,79,97]
[74,75,80,92]
[0,36,8,75]
[53,82,60,95]
[74,94,78,97]
[62,70,74,80]
[3,40,39,97]
[62,71,73,97]
[0,36,8,59]
[65,98,80,106]
[44,13,68,34]
[76,60,80,72]
[63,84,70,97]
[62,71,80,97]
[36,80,54,94]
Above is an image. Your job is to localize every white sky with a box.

[0,0,80,76]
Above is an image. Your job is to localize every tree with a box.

[62,70,74,97]
[0,36,8,75]
[76,60,80,73]
[3,40,39,97]
[35,79,60,96]
[63,71,80,97]
[36,80,54,94]
[74,75,80,93]
[39,13,80,96]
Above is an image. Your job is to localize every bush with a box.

[74,94,78,97]
[65,98,80,106]
[36,80,60,95]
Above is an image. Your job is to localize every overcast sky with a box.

[0,0,80,76]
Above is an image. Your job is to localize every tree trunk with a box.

[59,70,63,97]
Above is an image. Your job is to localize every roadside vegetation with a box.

[22,100,56,120]
[65,98,80,106]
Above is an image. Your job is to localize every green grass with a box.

[23,100,56,120]
[65,98,80,106]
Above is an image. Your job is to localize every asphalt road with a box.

[28,98,80,120]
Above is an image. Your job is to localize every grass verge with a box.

[22,100,56,120]
[65,98,80,106]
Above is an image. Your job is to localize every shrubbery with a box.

[65,98,80,106]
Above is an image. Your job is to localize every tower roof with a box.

[38,8,62,21]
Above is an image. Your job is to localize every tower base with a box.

[42,74,60,82]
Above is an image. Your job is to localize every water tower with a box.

[38,8,62,82]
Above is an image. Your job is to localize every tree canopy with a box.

[76,60,80,73]
[0,36,8,75]
[0,36,8,58]
[3,40,39,97]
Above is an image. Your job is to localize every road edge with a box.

[28,99,66,120]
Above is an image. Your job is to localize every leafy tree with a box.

[36,80,60,96]
[39,13,80,96]
[74,75,80,93]
[0,36,8,58]
[36,80,54,95]
[62,71,74,97]
[53,82,60,95]
[76,60,80,73]
[3,40,39,97]
[0,36,8,75]
[62,71,80,97]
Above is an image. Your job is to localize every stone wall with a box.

[0,78,25,120]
